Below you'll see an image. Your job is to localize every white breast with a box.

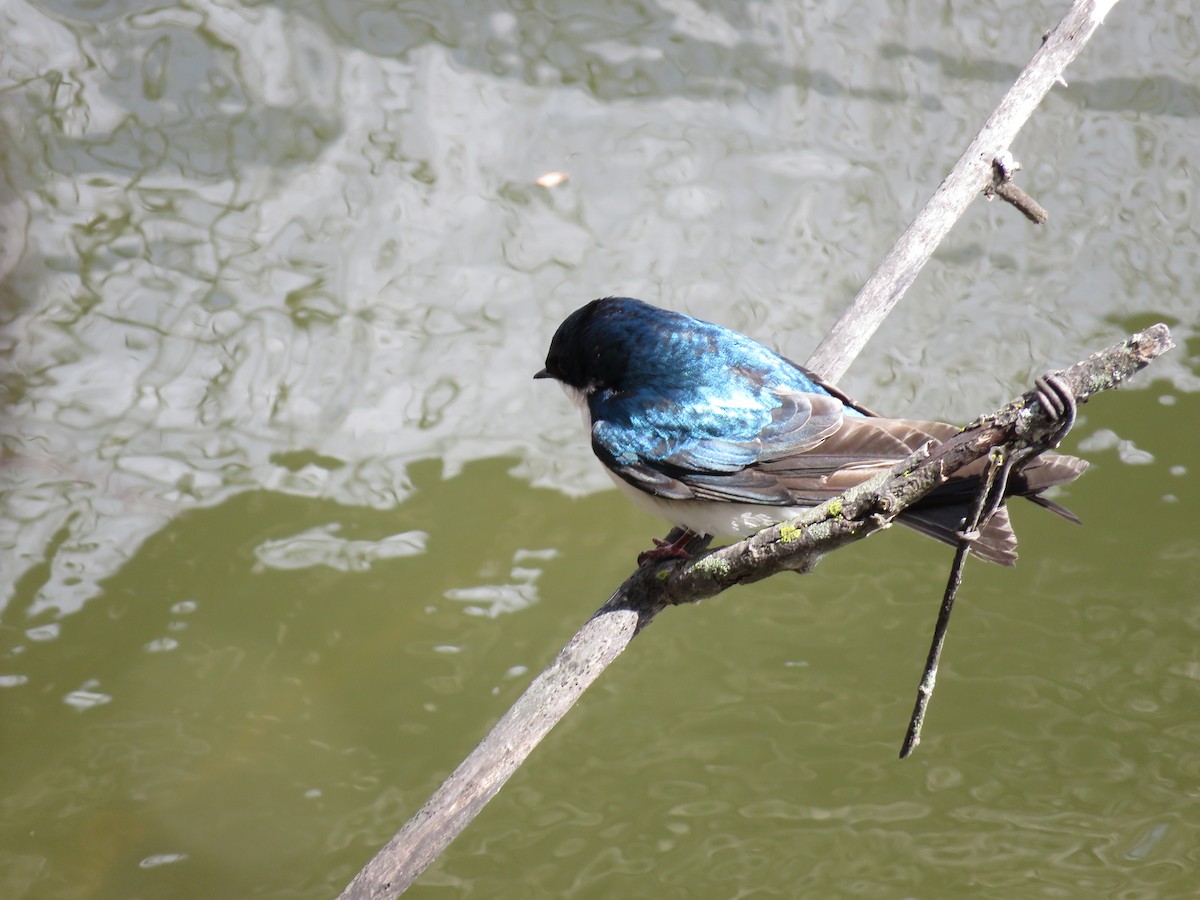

[603,468,807,537]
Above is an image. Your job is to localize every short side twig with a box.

[987,153,1049,224]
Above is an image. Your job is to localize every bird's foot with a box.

[1033,373,1078,448]
[637,529,701,566]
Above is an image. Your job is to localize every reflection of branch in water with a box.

[880,43,1200,118]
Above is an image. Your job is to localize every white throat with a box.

[560,383,592,429]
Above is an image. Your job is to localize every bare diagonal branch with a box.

[805,0,1121,384]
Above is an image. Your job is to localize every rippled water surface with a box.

[2,0,1198,897]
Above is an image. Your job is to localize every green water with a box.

[3,0,1199,897]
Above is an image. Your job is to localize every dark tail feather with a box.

[1008,454,1089,519]
[900,505,1020,566]
[1024,493,1082,524]
[898,451,1088,566]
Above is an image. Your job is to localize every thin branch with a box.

[338,324,1171,900]
[899,447,1009,760]
[899,372,1077,758]
[805,0,1119,383]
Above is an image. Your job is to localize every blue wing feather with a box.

[586,316,859,502]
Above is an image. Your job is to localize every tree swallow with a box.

[535,297,1086,565]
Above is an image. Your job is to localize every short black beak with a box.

[533,368,551,380]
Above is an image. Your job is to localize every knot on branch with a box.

[985,152,1048,224]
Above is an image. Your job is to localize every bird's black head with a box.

[534,299,601,388]
[535,297,655,391]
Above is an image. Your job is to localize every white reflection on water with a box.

[63,682,113,712]
[252,524,428,572]
[1077,427,1157,465]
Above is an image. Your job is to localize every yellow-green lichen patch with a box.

[778,522,801,543]
[826,499,843,518]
